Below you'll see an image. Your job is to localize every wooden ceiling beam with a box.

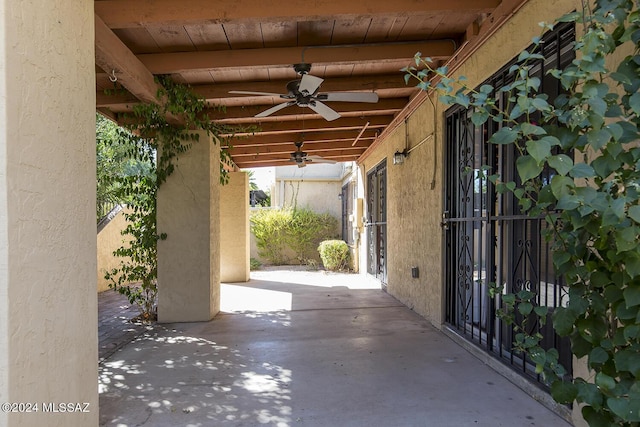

[235,154,361,169]
[94,14,184,125]
[138,41,456,74]
[96,0,501,28]
[96,73,414,108]
[226,130,378,147]
[206,98,407,120]
[94,14,160,105]
[230,141,369,156]
[228,115,391,136]
[196,73,411,99]
[238,148,366,162]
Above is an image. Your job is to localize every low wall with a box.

[97,208,132,292]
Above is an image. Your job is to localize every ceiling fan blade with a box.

[308,100,340,121]
[255,101,296,118]
[307,155,337,164]
[298,74,323,95]
[229,90,284,97]
[322,92,379,103]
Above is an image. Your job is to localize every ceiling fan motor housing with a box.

[293,63,312,75]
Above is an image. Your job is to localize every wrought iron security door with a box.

[443,23,575,387]
[366,161,387,287]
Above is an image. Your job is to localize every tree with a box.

[95,114,152,220]
[405,1,639,425]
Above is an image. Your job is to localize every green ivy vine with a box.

[405,1,639,425]
[104,76,241,321]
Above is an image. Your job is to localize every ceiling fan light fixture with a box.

[230,63,379,122]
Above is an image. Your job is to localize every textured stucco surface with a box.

[360,98,443,325]
[220,172,250,282]
[97,209,132,292]
[0,0,98,425]
[277,179,342,220]
[157,133,221,322]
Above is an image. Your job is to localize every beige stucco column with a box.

[157,132,221,322]
[0,1,98,426]
[220,172,250,283]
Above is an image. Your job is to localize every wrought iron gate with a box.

[366,161,387,286]
[443,23,575,386]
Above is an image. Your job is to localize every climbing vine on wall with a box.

[405,1,639,425]
[104,76,241,321]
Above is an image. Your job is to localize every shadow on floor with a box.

[98,268,571,427]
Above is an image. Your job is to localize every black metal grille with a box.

[341,181,355,244]
[366,161,387,286]
[444,23,575,387]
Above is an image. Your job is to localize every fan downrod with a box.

[293,63,312,75]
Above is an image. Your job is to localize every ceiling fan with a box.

[290,141,337,168]
[229,63,379,121]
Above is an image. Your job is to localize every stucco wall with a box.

[277,179,342,220]
[157,132,221,322]
[0,0,98,426]
[220,172,250,282]
[360,97,443,323]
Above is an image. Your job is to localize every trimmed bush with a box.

[318,240,350,271]
[250,208,292,265]
[251,208,338,265]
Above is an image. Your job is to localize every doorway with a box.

[366,160,387,287]
[442,23,575,386]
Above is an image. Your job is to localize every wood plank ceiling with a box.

[94,0,518,169]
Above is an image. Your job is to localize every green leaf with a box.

[589,347,609,365]
[614,348,640,376]
[550,175,574,199]
[615,228,637,253]
[547,154,573,176]
[595,372,616,391]
[520,122,546,136]
[623,284,640,308]
[630,92,640,115]
[490,127,518,145]
[586,129,612,151]
[592,154,621,179]
[625,252,640,278]
[569,162,595,178]
[556,195,580,210]
[553,307,577,336]
[516,155,542,182]
[607,398,640,422]
[471,110,490,126]
[526,139,551,164]
[531,97,550,111]
[628,205,640,224]
[551,381,578,404]
[534,306,548,317]
[518,302,533,316]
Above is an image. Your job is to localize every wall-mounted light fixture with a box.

[393,149,408,165]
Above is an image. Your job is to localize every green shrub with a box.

[318,240,350,271]
[287,208,338,264]
[250,208,292,265]
[250,208,338,265]
[249,257,262,270]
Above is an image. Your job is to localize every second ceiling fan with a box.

[230,63,379,121]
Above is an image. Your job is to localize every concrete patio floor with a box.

[99,267,572,427]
